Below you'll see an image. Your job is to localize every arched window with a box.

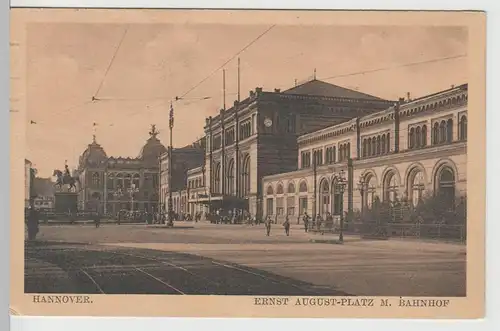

[116,173,124,189]
[437,167,456,210]
[439,120,446,143]
[409,170,425,207]
[320,179,330,216]
[447,119,453,143]
[299,181,308,193]
[422,125,427,146]
[365,174,377,209]
[332,146,336,163]
[107,173,114,189]
[376,136,381,155]
[124,174,131,189]
[276,183,284,195]
[415,127,421,148]
[346,142,351,159]
[371,138,376,156]
[381,135,386,154]
[214,163,221,194]
[226,159,235,195]
[363,139,367,157]
[241,155,250,197]
[133,174,140,189]
[432,123,439,145]
[384,172,399,202]
[367,138,372,157]
[92,172,100,186]
[386,133,391,152]
[459,115,467,140]
[266,185,274,196]
[287,182,295,194]
[332,179,342,215]
[409,128,415,149]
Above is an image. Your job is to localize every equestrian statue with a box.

[53,162,79,192]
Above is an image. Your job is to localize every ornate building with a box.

[165,79,395,217]
[77,125,166,215]
[262,84,467,223]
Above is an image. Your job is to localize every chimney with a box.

[274,88,281,93]
[249,90,255,97]
[234,100,239,107]
[451,84,455,89]
[255,87,263,94]
[398,97,405,103]
[406,92,411,101]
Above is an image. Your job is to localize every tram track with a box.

[25,243,351,295]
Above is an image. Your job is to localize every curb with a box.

[309,239,344,245]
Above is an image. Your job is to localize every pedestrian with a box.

[94,211,101,228]
[265,216,272,236]
[26,202,39,241]
[283,215,290,236]
[316,213,322,232]
[302,212,309,233]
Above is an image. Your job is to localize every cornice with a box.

[353,141,466,168]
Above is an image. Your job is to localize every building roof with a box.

[79,135,108,169]
[25,159,32,165]
[283,79,384,101]
[138,125,167,165]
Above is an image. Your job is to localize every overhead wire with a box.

[93,26,129,98]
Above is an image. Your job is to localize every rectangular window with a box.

[301,151,311,169]
[287,196,295,215]
[299,197,308,215]
[276,197,284,215]
[266,198,274,215]
[213,134,222,150]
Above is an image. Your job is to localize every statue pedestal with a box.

[54,192,78,213]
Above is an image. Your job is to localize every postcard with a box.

[10,8,486,318]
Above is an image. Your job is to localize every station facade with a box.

[262,84,468,223]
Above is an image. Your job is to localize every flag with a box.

[169,102,174,129]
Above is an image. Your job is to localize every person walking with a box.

[94,211,101,228]
[265,216,272,236]
[283,215,291,236]
[302,212,309,233]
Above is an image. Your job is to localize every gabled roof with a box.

[283,79,385,101]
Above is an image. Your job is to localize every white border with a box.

[5,1,499,331]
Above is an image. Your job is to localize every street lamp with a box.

[127,183,139,213]
[357,175,366,214]
[336,169,347,242]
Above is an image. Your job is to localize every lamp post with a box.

[127,183,139,212]
[113,188,124,222]
[336,169,347,242]
[357,176,366,214]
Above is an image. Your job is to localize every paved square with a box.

[32,222,466,296]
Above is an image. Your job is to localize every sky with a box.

[26,23,468,178]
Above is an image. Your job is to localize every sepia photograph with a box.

[10,9,486,318]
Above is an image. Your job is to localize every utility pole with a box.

[168,102,174,226]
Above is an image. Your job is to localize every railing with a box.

[309,221,466,243]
